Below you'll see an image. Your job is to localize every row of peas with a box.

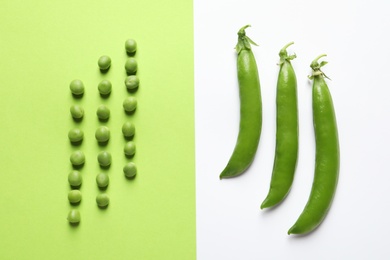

[66,39,139,224]
[123,38,138,179]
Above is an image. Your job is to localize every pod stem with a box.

[278,41,296,65]
[235,25,258,54]
[309,54,330,80]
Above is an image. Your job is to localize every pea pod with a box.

[219,25,262,179]
[261,42,298,209]
[288,55,339,235]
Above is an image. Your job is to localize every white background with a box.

[195,0,390,259]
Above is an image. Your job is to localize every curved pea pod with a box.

[261,42,298,209]
[288,55,339,235]
[219,25,262,179]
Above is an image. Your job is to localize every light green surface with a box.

[0,1,195,259]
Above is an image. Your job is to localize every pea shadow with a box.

[124,109,137,116]
[72,117,83,123]
[98,117,109,123]
[69,222,80,227]
[99,164,111,170]
[97,140,109,147]
[98,205,109,210]
[125,175,137,181]
[72,164,84,170]
[69,201,81,206]
[100,93,111,99]
[126,51,136,57]
[71,93,84,99]
[70,140,83,146]
[125,153,135,159]
[69,184,82,189]
[99,68,110,74]
[126,87,139,94]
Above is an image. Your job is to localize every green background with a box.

[0,0,195,259]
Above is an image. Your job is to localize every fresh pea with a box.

[125,39,137,54]
[98,80,112,95]
[96,193,110,207]
[122,122,135,138]
[70,150,85,166]
[124,141,136,156]
[97,151,112,167]
[70,105,84,119]
[96,105,110,120]
[98,55,111,70]
[69,79,84,95]
[288,55,339,235]
[124,58,137,75]
[219,25,262,179]
[68,170,82,187]
[123,162,137,178]
[68,128,84,143]
[261,42,298,209]
[123,97,137,112]
[95,126,110,143]
[96,173,109,188]
[124,75,139,90]
[67,209,81,224]
[68,190,82,204]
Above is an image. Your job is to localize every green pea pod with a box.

[288,55,339,235]
[261,42,298,209]
[219,25,262,179]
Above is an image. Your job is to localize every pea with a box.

[123,162,137,178]
[288,55,339,235]
[96,193,110,207]
[70,150,85,166]
[98,55,111,70]
[125,39,137,54]
[219,25,262,179]
[261,42,298,210]
[68,190,82,204]
[96,105,110,120]
[68,128,84,143]
[68,170,82,187]
[96,173,109,188]
[95,126,110,143]
[97,151,111,167]
[124,141,136,156]
[124,75,139,90]
[98,80,112,95]
[124,58,137,75]
[70,105,84,119]
[123,96,137,112]
[122,122,135,138]
[69,79,84,95]
[67,209,81,224]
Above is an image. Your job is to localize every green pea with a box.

[96,105,110,120]
[124,58,137,75]
[125,39,137,54]
[122,122,135,138]
[98,80,112,95]
[68,128,84,143]
[97,151,111,167]
[96,173,109,188]
[124,75,139,90]
[95,126,110,143]
[70,150,85,166]
[123,96,137,112]
[124,141,136,156]
[67,209,81,224]
[69,79,84,95]
[98,55,111,70]
[68,190,82,204]
[123,162,137,178]
[68,170,82,187]
[96,193,110,207]
[70,105,84,119]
